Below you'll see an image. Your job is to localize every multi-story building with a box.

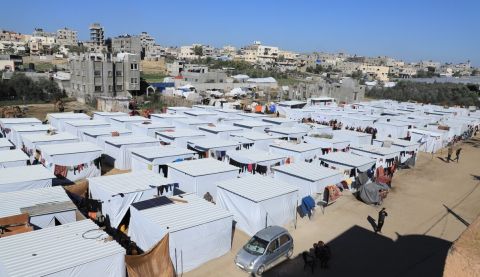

[56,27,78,46]
[89,23,104,46]
[139,31,155,48]
[241,41,279,64]
[68,52,140,102]
[335,61,360,75]
[181,65,227,83]
[419,60,440,70]
[359,64,390,81]
[112,35,141,54]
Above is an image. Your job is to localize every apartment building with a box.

[359,64,390,81]
[56,27,78,46]
[241,41,279,64]
[89,23,104,46]
[68,52,140,101]
[139,31,155,47]
[112,35,141,54]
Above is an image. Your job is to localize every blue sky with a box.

[1,0,479,65]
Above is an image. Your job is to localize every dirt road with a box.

[185,137,480,277]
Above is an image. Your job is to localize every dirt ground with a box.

[185,137,480,277]
[21,101,95,121]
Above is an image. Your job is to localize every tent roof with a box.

[270,142,322,153]
[0,138,13,148]
[199,124,244,133]
[93,111,128,117]
[319,152,376,168]
[167,158,238,177]
[273,161,344,182]
[262,117,297,124]
[0,149,29,163]
[0,220,125,277]
[238,113,269,118]
[110,116,150,123]
[150,113,188,119]
[10,124,54,132]
[156,129,206,139]
[226,149,286,163]
[131,122,174,130]
[64,120,110,127]
[131,146,195,161]
[216,174,298,202]
[47,113,90,120]
[373,138,419,148]
[133,194,232,233]
[82,127,132,137]
[233,120,273,128]
[0,118,41,125]
[333,129,371,138]
[173,118,212,125]
[104,135,157,146]
[167,106,192,111]
[22,132,78,143]
[183,110,218,116]
[188,137,239,150]
[88,171,170,194]
[0,186,73,218]
[231,131,281,141]
[0,165,55,185]
[39,142,102,156]
[351,145,401,156]
[268,127,307,136]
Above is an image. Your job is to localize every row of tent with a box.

[0,100,478,276]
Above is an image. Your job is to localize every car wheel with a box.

[286,248,293,259]
[256,265,265,276]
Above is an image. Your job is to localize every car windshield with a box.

[244,236,268,255]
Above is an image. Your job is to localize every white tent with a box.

[0,165,55,192]
[92,111,128,122]
[150,113,187,124]
[216,174,298,236]
[156,129,206,148]
[0,186,76,229]
[8,124,54,148]
[0,138,13,151]
[374,121,410,139]
[39,142,103,182]
[131,122,175,137]
[410,129,444,153]
[267,127,307,141]
[0,118,42,130]
[166,106,192,114]
[110,115,151,130]
[0,149,29,168]
[128,194,232,274]
[172,118,212,130]
[332,129,372,147]
[350,145,401,169]
[0,220,126,277]
[183,110,219,120]
[237,113,269,122]
[63,120,111,137]
[226,149,286,175]
[80,127,132,150]
[198,124,244,139]
[318,152,376,176]
[187,137,239,158]
[89,171,173,228]
[226,87,247,97]
[304,136,350,152]
[130,146,196,174]
[229,131,281,151]
[233,120,273,132]
[104,136,159,170]
[269,142,323,163]
[262,117,297,127]
[167,158,238,200]
[273,162,345,198]
[47,112,91,131]
[22,132,79,161]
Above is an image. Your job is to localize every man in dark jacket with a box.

[376,208,388,233]
[454,148,462,163]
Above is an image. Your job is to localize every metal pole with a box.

[295,199,298,229]
[175,248,178,277]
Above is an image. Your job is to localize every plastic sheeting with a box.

[48,252,126,277]
[274,170,343,199]
[30,210,76,229]
[358,182,390,205]
[126,234,175,277]
[217,187,297,236]
[105,141,159,170]
[0,178,52,193]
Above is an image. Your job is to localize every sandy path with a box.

[185,137,480,277]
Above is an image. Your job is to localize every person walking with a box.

[447,145,453,162]
[376,208,388,233]
[454,148,462,163]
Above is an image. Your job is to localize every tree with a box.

[193,45,203,56]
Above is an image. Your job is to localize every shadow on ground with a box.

[263,225,451,277]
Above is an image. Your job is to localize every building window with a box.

[108,85,113,92]
[108,71,112,77]
[130,63,138,70]
[131,78,138,84]
[116,71,123,76]
[94,70,101,76]
[82,85,86,92]
[94,86,102,92]
[116,85,123,91]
